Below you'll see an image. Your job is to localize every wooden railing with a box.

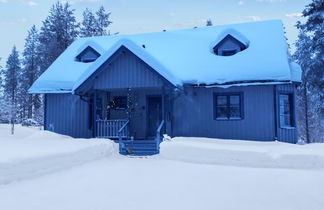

[96,119,129,139]
[156,120,165,142]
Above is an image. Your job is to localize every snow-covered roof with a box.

[29,20,301,94]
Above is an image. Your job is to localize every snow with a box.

[289,61,302,82]
[29,20,301,94]
[1,125,323,210]
[0,124,113,185]
[160,137,324,169]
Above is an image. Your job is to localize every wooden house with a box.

[29,20,301,155]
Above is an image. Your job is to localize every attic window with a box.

[76,46,100,63]
[213,34,247,56]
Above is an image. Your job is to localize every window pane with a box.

[216,106,228,119]
[217,96,227,105]
[230,95,240,105]
[284,115,292,126]
[279,94,293,127]
[113,96,127,110]
[229,106,240,118]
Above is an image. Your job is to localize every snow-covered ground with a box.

[0,124,113,185]
[0,124,324,210]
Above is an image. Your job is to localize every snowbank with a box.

[160,137,324,169]
[0,124,114,185]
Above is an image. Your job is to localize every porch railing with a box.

[96,119,130,139]
[156,120,165,142]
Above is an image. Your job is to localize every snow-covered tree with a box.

[21,25,42,121]
[206,19,213,26]
[38,1,79,73]
[293,0,324,143]
[80,8,97,37]
[95,6,112,36]
[3,46,21,134]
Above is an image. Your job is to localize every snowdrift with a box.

[0,124,114,185]
[160,137,324,169]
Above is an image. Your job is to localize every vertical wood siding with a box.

[94,50,164,89]
[172,85,276,141]
[45,93,92,138]
[276,84,298,143]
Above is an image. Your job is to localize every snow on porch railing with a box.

[96,119,130,139]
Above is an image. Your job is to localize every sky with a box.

[0,0,310,66]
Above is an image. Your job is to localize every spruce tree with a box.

[293,0,324,142]
[80,8,97,37]
[95,6,112,36]
[206,19,213,26]
[38,1,79,73]
[22,25,42,121]
[3,46,21,134]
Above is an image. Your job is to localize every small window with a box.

[213,34,247,56]
[279,94,294,127]
[214,93,243,120]
[76,46,100,63]
[112,96,127,110]
[221,49,238,56]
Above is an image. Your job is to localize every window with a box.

[213,34,248,56]
[76,46,100,63]
[112,96,127,110]
[279,94,294,127]
[214,93,243,120]
[221,49,238,56]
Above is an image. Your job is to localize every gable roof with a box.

[75,46,101,62]
[28,20,301,94]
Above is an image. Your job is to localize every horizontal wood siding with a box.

[45,93,92,138]
[276,84,298,143]
[94,50,164,90]
[172,85,276,141]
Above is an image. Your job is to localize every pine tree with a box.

[293,0,324,143]
[80,8,97,37]
[3,46,21,134]
[206,19,213,26]
[95,6,112,36]
[38,1,79,73]
[21,25,42,121]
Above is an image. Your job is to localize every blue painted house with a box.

[29,20,301,155]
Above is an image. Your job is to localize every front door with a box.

[147,96,162,138]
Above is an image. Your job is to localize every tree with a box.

[3,46,21,134]
[80,6,112,37]
[80,8,97,37]
[21,25,42,121]
[206,19,213,26]
[293,0,324,143]
[95,6,112,36]
[38,1,79,73]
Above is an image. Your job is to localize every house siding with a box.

[45,93,92,138]
[172,85,276,141]
[94,49,164,90]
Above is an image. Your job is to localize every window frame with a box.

[213,92,244,121]
[278,92,295,129]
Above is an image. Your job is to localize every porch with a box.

[91,87,171,155]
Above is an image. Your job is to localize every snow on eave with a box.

[72,38,181,93]
[289,62,302,83]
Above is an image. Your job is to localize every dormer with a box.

[76,46,100,63]
[213,34,248,56]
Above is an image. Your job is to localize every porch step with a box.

[119,140,160,156]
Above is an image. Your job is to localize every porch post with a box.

[162,86,166,135]
[93,90,97,137]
